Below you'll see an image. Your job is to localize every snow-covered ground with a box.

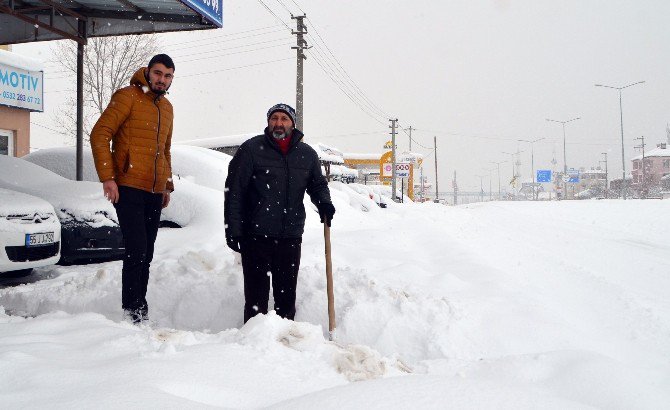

[1,184,669,408]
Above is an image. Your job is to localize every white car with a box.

[0,155,123,265]
[0,188,61,276]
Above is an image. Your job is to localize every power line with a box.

[306,46,385,124]
[173,38,291,63]
[256,0,293,31]
[31,121,67,135]
[179,57,294,78]
[308,51,386,126]
[169,28,288,52]
[274,0,293,14]
[306,43,387,124]
[305,20,389,119]
[169,25,284,47]
[289,0,306,14]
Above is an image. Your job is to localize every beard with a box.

[272,125,292,139]
[150,84,167,95]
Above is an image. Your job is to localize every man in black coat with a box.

[224,103,335,322]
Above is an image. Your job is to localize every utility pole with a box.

[434,136,439,202]
[390,118,398,202]
[518,137,545,200]
[291,14,308,132]
[634,136,646,196]
[489,160,505,200]
[600,152,608,198]
[408,126,414,151]
[475,174,485,202]
[453,170,458,205]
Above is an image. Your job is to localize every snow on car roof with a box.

[0,155,116,226]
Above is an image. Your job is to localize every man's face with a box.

[268,111,294,139]
[147,63,174,93]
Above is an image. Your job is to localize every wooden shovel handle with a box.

[324,223,336,335]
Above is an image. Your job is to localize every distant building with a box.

[0,47,44,157]
[179,135,349,180]
[631,143,670,195]
[574,167,607,198]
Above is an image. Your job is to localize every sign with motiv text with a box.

[0,60,43,112]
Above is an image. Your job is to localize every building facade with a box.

[631,143,670,195]
[0,47,43,157]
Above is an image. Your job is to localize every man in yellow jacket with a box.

[90,54,175,324]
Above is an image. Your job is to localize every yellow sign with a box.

[383,141,395,150]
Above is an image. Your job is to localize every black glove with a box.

[317,203,335,227]
[226,234,242,253]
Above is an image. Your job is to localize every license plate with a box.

[25,232,55,247]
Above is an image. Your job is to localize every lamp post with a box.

[475,174,486,202]
[518,137,545,200]
[546,117,580,199]
[489,160,506,200]
[502,151,523,199]
[595,81,645,199]
[599,152,608,198]
[484,168,494,201]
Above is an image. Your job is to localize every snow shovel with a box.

[324,223,336,340]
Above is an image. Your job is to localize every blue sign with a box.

[536,170,552,183]
[567,169,580,183]
[181,0,223,27]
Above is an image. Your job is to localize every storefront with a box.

[0,46,43,157]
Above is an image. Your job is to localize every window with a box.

[0,130,15,157]
[663,159,670,169]
[633,161,639,170]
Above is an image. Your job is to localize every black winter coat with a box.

[224,128,332,239]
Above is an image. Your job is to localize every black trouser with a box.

[241,235,302,322]
[113,185,163,313]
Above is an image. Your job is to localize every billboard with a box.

[0,61,43,112]
[181,0,223,27]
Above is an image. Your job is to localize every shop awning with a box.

[0,0,223,45]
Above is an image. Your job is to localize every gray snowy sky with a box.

[15,0,670,192]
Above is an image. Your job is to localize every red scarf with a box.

[276,134,292,155]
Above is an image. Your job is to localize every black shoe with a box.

[123,308,148,324]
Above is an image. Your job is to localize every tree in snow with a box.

[51,35,159,144]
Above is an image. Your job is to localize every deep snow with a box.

[1,180,669,408]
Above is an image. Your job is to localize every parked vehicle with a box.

[0,155,124,265]
[0,188,61,276]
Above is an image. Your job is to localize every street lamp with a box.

[599,152,608,198]
[489,160,506,200]
[483,168,494,201]
[475,174,486,202]
[546,117,580,199]
[518,137,545,200]
[595,81,645,199]
[502,151,523,198]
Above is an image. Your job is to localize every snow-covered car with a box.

[25,145,233,228]
[0,188,61,275]
[0,155,124,265]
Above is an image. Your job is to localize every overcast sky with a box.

[16,0,670,192]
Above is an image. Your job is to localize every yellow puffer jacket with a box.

[90,67,174,193]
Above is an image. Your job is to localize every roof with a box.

[631,147,670,161]
[344,153,384,160]
[0,48,43,71]
[308,142,344,164]
[0,0,222,45]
